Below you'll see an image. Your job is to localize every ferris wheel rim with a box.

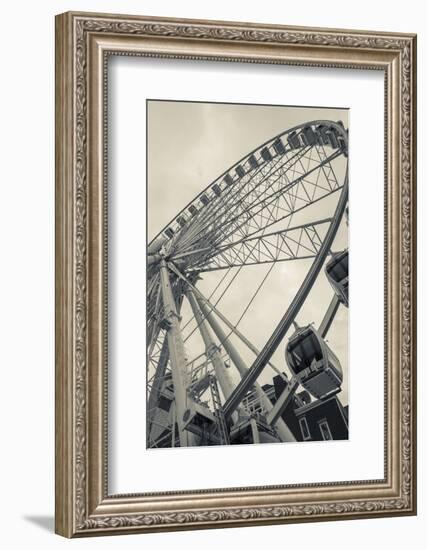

[148,119,348,248]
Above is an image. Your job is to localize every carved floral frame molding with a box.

[55,11,417,537]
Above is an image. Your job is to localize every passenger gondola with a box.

[302,125,318,146]
[260,146,273,162]
[188,204,198,216]
[223,173,234,186]
[177,215,187,227]
[272,138,286,155]
[235,164,245,178]
[287,131,301,149]
[325,249,349,306]
[200,194,210,206]
[248,154,259,170]
[285,325,343,400]
[326,127,340,149]
[164,227,175,239]
[212,183,222,196]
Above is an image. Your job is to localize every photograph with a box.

[146,101,349,449]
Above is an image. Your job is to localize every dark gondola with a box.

[285,325,343,400]
[177,215,187,227]
[260,146,273,162]
[212,183,222,196]
[325,249,349,307]
[235,164,245,178]
[164,227,175,239]
[223,173,234,186]
[200,193,210,206]
[287,131,301,149]
[248,154,259,170]
[302,125,318,146]
[272,138,286,155]
[188,204,198,216]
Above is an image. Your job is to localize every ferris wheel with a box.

[146,119,349,448]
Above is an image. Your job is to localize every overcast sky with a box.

[148,100,349,406]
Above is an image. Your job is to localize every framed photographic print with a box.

[55,11,417,537]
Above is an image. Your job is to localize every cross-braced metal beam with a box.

[177,219,331,272]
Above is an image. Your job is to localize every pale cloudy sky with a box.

[148,100,349,405]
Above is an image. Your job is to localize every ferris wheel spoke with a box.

[173,154,287,254]
[174,146,311,254]
[189,219,331,272]
[179,149,342,257]
[172,183,342,274]
[180,152,308,251]
[204,166,341,258]
[183,146,297,233]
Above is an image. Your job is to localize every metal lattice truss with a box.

[166,143,341,265]
[178,218,332,271]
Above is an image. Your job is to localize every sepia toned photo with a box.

[146,100,349,449]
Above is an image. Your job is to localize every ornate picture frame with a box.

[55,11,417,537]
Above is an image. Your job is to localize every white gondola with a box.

[325,249,349,307]
[285,325,343,399]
